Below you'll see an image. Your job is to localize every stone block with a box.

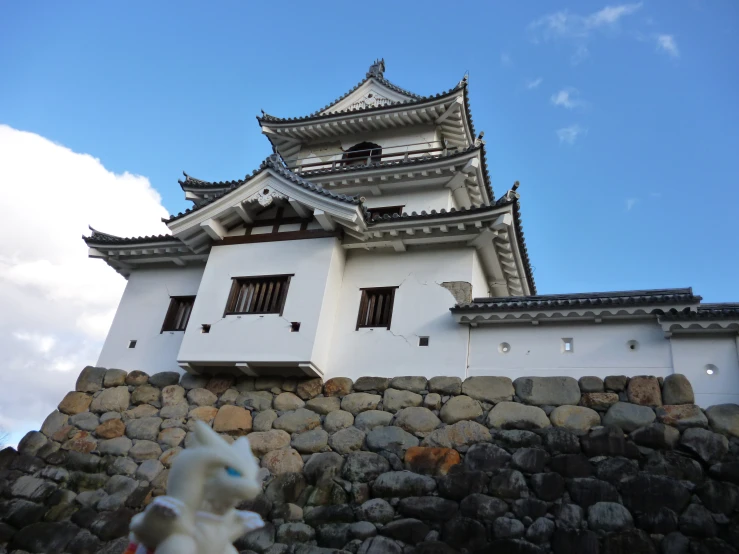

[440,395,482,424]
[462,376,514,404]
[341,393,382,415]
[262,448,303,474]
[58,392,92,415]
[662,374,694,405]
[291,429,328,453]
[626,375,662,407]
[395,407,441,433]
[580,392,619,410]
[187,387,217,406]
[549,405,600,433]
[90,386,130,413]
[324,410,354,433]
[305,396,340,415]
[274,392,305,411]
[604,375,628,392]
[706,404,739,437]
[429,376,462,395]
[383,388,422,413]
[514,376,581,406]
[328,426,365,455]
[390,376,428,393]
[578,376,604,393]
[422,420,491,449]
[213,405,252,434]
[296,378,323,400]
[248,430,291,456]
[148,372,180,388]
[103,369,127,387]
[353,377,390,392]
[273,408,321,434]
[487,401,550,430]
[603,402,656,432]
[76,366,106,393]
[656,404,708,430]
[324,377,353,397]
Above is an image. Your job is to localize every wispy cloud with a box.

[529,3,643,41]
[557,124,587,145]
[551,88,586,109]
[526,77,543,90]
[500,52,513,67]
[656,34,679,58]
[626,198,639,211]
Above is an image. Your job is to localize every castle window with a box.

[343,142,382,166]
[356,287,397,329]
[225,275,292,316]
[367,205,404,220]
[161,296,196,332]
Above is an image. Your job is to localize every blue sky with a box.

[1,0,738,304]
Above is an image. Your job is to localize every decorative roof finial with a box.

[367,58,386,79]
[512,181,520,191]
[474,131,485,147]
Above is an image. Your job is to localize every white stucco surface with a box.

[362,189,453,214]
[177,237,343,373]
[97,266,205,374]
[670,335,739,406]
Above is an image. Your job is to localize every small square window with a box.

[419,337,429,347]
[356,287,398,329]
[201,324,211,334]
[562,338,574,353]
[161,296,196,332]
[128,340,137,349]
[290,322,301,332]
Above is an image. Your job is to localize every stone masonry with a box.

[1,368,739,554]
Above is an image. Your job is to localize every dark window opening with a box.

[419,336,429,347]
[128,340,137,349]
[201,324,211,334]
[290,322,301,332]
[161,296,195,332]
[225,275,292,315]
[356,287,397,329]
[367,205,404,220]
[342,141,382,166]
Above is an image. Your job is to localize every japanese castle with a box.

[85,60,739,407]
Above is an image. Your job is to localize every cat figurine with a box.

[127,420,265,554]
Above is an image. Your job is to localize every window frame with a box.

[161,296,196,333]
[356,286,398,330]
[223,274,293,317]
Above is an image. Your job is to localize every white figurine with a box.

[126,420,265,554]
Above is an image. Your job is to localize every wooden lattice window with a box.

[161,296,195,332]
[367,206,404,220]
[356,287,398,329]
[225,275,292,315]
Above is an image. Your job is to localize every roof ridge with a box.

[470,288,697,303]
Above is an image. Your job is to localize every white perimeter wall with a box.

[326,247,482,379]
[177,238,344,371]
[468,321,672,381]
[671,335,739,406]
[97,266,205,374]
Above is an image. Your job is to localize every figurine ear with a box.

[192,420,224,448]
[232,436,253,456]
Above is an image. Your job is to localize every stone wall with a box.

[1,368,739,554]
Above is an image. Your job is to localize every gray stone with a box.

[262,448,303,474]
[158,427,186,447]
[383,388,422,413]
[103,368,127,387]
[323,377,353,397]
[578,376,604,393]
[110,456,138,476]
[372,471,436,497]
[129,440,162,461]
[187,387,217,406]
[305,397,340,415]
[238,391,274,411]
[679,503,716,537]
[277,522,315,544]
[341,393,382,415]
[358,536,402,554]
[662,374,694,405]
[555,503,584,529]
[630,422,680,449]
[343,451,390,482]
[161,384,185,406]
[248,430,291,456]
[605,375,628,392]
[136,459,163,482]
[100,410,122,422]
[131,384,161,406]
[148,371,181,388]
[291,429,329,453]
[439,396,482,424]
[511,448,548,474]
[398,496,459,521]
[357,498,395,523]
[159,402,188,419]
[76,366,106,393]
[296,378,323,400]
[255,377,283,392]
[253,409,278,432]
[366,426,419,456]
[126,417,162,441]
[422,420,491,449]
[423,393,441,410]
[179,373,208,390]
[69,412,99,431]
[627,375,663,406]
[464,443,511,472]
[240,522,275,552]
[105,474,138,497]
[395,407,441,433]
[429,376,462,395]
[661,532,690,554]
[17,431,48,456]
[587,501,633,532]
[265,473,307,505]
[460,493,508,521]
[354,410,393,431]
[304,452,344,483]
[350,521,376,540]
[706,404,739,438]
[549,405,600,433]
[273,408,321,434]
[390,376,428,393]
[274,392,305,411]
[354,377,390,392]
[656,404,708,430]
[567,478,619,509]
[328,426,365,455]
[526,517,555,544]
[462,376,514,404]
[324,410,354,433]
[41,410,69,438]
[487,401,550,430]
[680,427,729,464]
[76,489,106,507]
[493,517,525,539]
[98,436,133,456]
[489,469,528,499]
[514,376,581,406]
[90,386,130,412]
[603,401,656,432]
[11,476,56,500]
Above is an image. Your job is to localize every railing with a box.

[287,141,457,173]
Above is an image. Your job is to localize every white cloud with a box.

[656,34,679,58]
[526,78,543,90]
[551,88,586,109]
[626,198,639,210]
[557,124,587,145]
[500,52,513,67]
[0,125,170,444]
[529,3,643,40]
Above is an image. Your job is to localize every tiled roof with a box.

[179,172,240,191]
[661,303,739,320]
[165,155,363,223]
[83,226,180,246]
[452,288,701,312]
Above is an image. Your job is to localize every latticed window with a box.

[225,275,292,315]
[356,287,397,329]
[161,296,195,332]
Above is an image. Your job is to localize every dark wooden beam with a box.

[217,229,342,246]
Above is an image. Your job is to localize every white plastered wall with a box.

[468,321,672,381]
[97,266,205,374]
[471,250,489,299]
[325,247,478,379]
[670,335,739,406]
[363,189,453,215]
[177,238,343,371]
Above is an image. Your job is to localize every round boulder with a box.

[549,406,600,434]
[487,402,551,430]
[440,396,482,424]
